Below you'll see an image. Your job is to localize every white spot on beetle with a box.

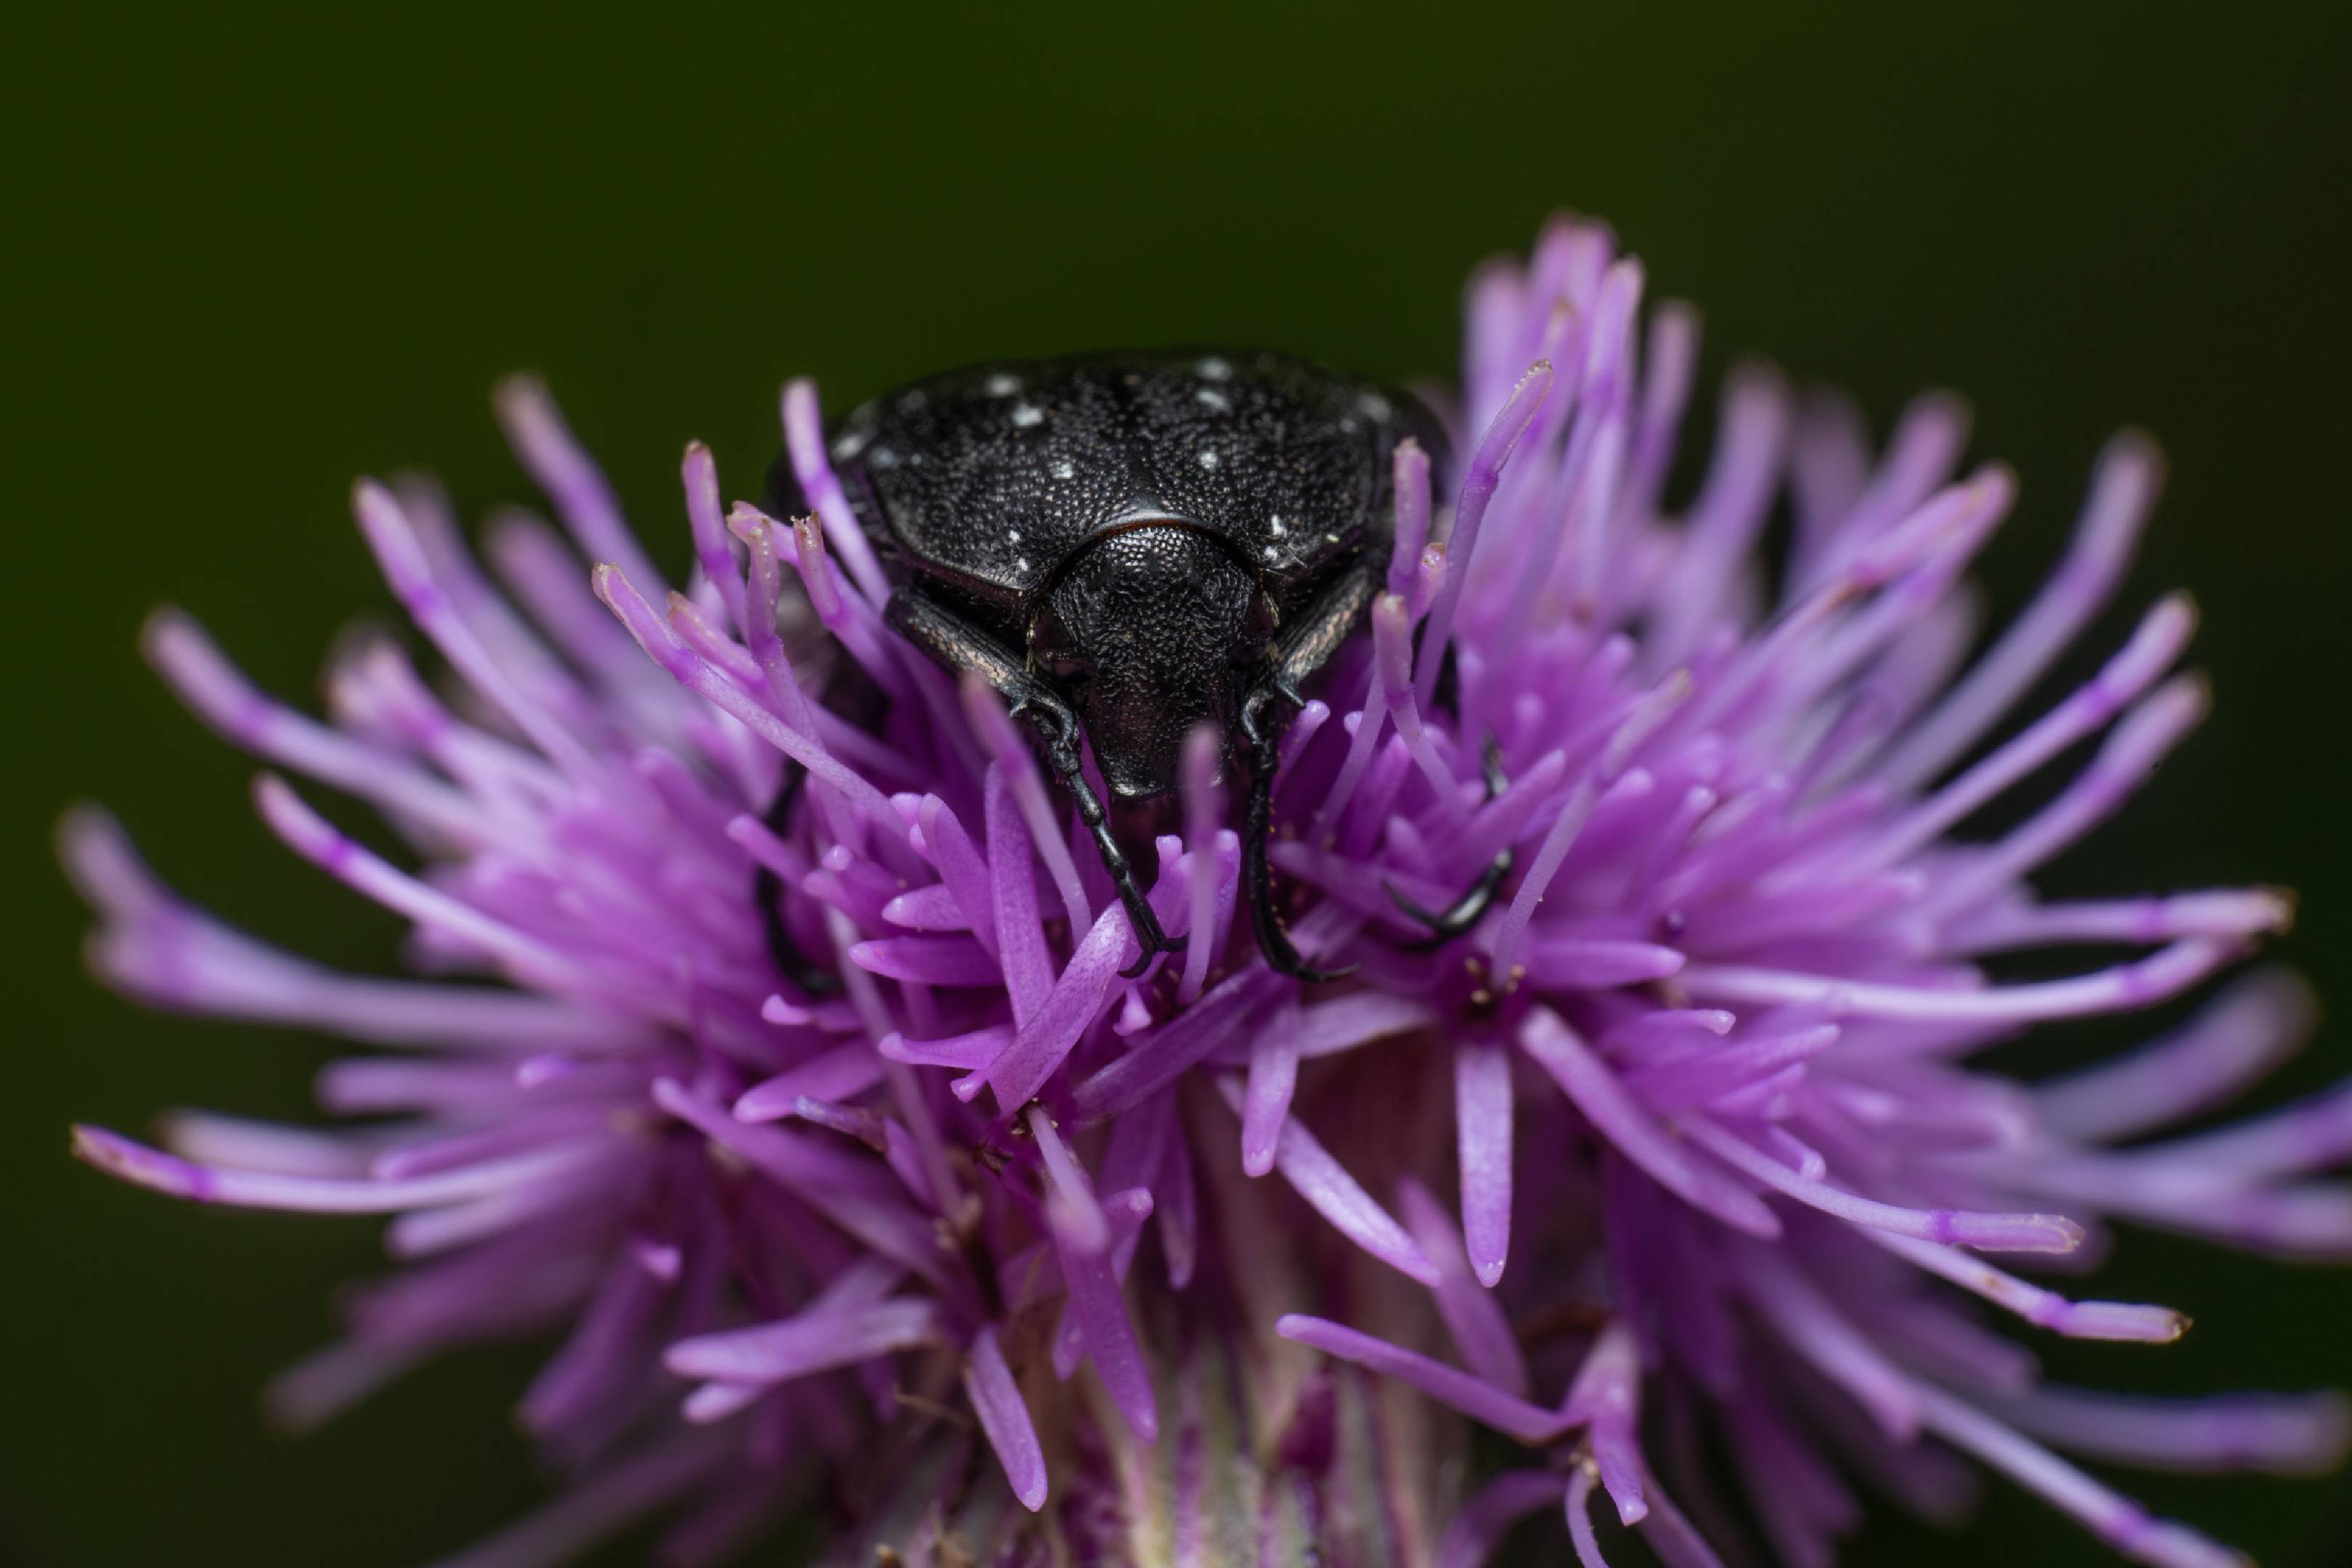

[1196,388,1230,412]
[984,373,1020,397]
[1269,515,1286,536]
[1007,529,1022,544]
[1262,545,1280,561]
[868,447,899,468]
[1198,449,1220,470]
[831,430,867,461]
[1338,416,1360,433]
[1010,404,1044,429]
[1197,356,1232,381]
[1048,460,1074,480]
[1358,392,1392,421]
[1015,556,1031,572]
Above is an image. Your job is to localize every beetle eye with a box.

[1029,604,1090,680]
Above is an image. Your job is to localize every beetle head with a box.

[1035,524,1266,801]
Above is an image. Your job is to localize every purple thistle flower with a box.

[1261,219,2351,1567]
[63,217,2348,1568]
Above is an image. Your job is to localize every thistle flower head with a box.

[65,219,2349,1568]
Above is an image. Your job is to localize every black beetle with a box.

[759,350,1469,984]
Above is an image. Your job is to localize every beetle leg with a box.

[1239,557,1382,982]
[1028,696,1184,981]
[1385,734,1515,949]
[886,585,1180,979]
[753,761,844,996]
[1242,690,1351,981]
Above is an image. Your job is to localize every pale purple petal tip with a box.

[1454,1042,1515,1288]
[965,1325,1050,1511]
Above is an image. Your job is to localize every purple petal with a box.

[1564,1469,1613,1568]
[1028,1107,1108,1253]
[424,1436,727,1568]
[984,764,1054,1028]
[652,1080,944,1283]
[977,904,1130,1111]
[1436,1470,1569,1568]
[664,1298,939,1384]
[73,1123,599,1213]
[1634,1484,1732,1568]
[1516,1011,1779,1238]
[1217,1079,1438,1286]
[1397,1179,1529,1400]
[878,1024,1012,1071]
[1867,1231,2186,1342]
[1415,358,1555,711]
[1913,1385,2246,1568]
[849,935,1003,987]
[1453,1041,1516,1286]
[1878,428,2163,791]
[1286,992,1438,1060]
[1159,1120,1199,1289]
[1050,1199,1156,1441]
[1982,1384,2351,1477]
[965,1325,1049,1511]
[733,1044,886,1123]
[1522,937,1686,989]
[1686,1117,2080,1254]
[1276,1315,1562,1443]
[1737,1250,1919,1440]
[880,883,968,933]
[1240,1001,1301,1178]
[780,377,891,604]
[913,794,999,957]
[1073,966,1282,1121]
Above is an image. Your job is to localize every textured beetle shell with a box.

[822,351,1443,613]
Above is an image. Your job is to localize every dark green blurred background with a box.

[6,4,2348,1564]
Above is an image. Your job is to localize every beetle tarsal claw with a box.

[1119,926,1185,981]
[1260,929,1360,984]
[1482,732,1510,795]
[1384,881,1452,928]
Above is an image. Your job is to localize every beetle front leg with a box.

[1384,733,1514,947]
[753,761,844,996]
[1239,557,1381,982]
[886,586,1180,979]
